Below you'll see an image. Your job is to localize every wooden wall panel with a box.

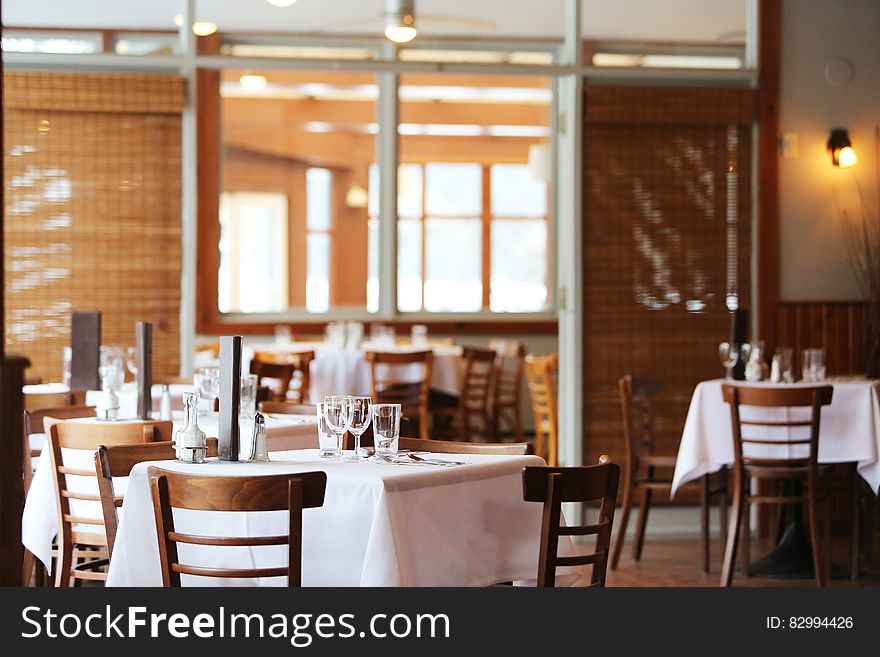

[776,301,868,377]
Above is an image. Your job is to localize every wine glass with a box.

[240,373,258,418]
[373,404,401,459]
[196,366,219,414]
[125,346,138,379]
[718,342,739,379]
[323,395,350,459]
[344,396,372,461]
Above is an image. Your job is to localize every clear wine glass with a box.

[719,342,739,379]
[323,395,350,459]
[196,366,220,414]
[344,396,372,461]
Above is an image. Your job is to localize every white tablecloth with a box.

[242,341,464,402]
[672,378,880,496]
[106,449,546,587]
[22,413,319,571]
[25,382,194,418]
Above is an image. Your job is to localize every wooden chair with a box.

[488,339,526,441]
[252,350,315,403]
[523,456,621,587]
[259,401,318,416]
[24,388,87,411]
[148,468,327,587]
[524,353,558,465]
[720,384,836,587]
[366,350,433,441]
[432,347,496,442]
[611,375,728,573]
[397,437,529,455]
[95,439,218,558]
[249,359,296,402]
[48,419,173,586]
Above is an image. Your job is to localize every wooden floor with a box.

[603,536,880,587]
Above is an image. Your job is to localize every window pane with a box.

[491,163,548,216]
[397,218,422,312]
[425,163,482,216]
[398,164,423,218]
[490,219,548,312]
[306,233,330,313]
[306,167,332,230]
[424,218,481,312]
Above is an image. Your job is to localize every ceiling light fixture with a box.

[192,21,218,37]
[384,0,417,44]
[172,15,183,27]
[267,0,298,7]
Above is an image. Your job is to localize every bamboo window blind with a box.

[4,72,185,382]
[582,85,756,471]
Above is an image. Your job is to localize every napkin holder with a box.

[217,335,242,461]
[71,311,101,390]
[135,321,153,420]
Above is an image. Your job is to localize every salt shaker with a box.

[248,412,270,463]
[159,383,173,421]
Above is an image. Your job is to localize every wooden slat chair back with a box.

[397,437,529,455]
[432,347,496,442]
[612,375,727,573]
[249,358,296,402]
[48,419,173,586]
[259,401,318,416]
[252,350,315,403]
[489,339,526,441]
[24,388,87,411]
[95,438,219,558]
[524,353,559,466]
[366,350,434,441]
[523,457,620,587]
[147,468,327,587]
[720,384,834,587]
[24,405,96,492]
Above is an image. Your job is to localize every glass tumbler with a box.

[373,403,402,458]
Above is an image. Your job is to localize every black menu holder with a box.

[70,311,101,390]
[218,335,242,462]
[135,321,153,420]
[731,308,749,381]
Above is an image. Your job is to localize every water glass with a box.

[411,324,428,347]
[316,402,340,459]
[195,366,220,414]
[323,395,350,456]
[775,347,793,383]
[274,325,293,345]
[803,348,826,382]
[373,403,401,458]
[344,396,373,460]
[240,373,258,418]
[718,342,739,379]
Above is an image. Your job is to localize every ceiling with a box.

[3,0,746,43]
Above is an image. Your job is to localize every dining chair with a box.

[259,401,318,416]
[252,350,315,403]
[249,359,296,402]
[488,339,526,442]
[48,419,173,586]
[432,347,496,442]
[522,456,620,587]
[22,403,96,586]
[524,353,558,466]
[720,383,835,587]
[95,439,218,558]
[397,437,529,455]
[610,375,728,573]
[365,350,434,441]
[147,468,327,587]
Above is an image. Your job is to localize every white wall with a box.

[778,0,880,301]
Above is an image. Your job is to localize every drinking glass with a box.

[718,342,739,379]
[411,324,428,347]
[775,347,793,383]
[373,404,401,458]
[240,373,258,418]
[195,366,220,414]
[344,396,372,461]
[323,395,350,458]
[274,325,293,345]
[100,346,125,390]
[125,346,138,379]
[316,402,340,459]
[808,348,826,382]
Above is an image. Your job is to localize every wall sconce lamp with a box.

[346,184,369,208]
[827,128,857,168]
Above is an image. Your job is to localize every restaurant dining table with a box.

[673,377,880,577]
[24,381,194,417]
[240,341,465,401]
[106,449,549,587]
[22,412,319,572]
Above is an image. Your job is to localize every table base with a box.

[747,515,847,580]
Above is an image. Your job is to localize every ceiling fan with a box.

[309,0,498,44]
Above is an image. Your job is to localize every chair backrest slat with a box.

[258,401,317,416]
[366,350,433,441]
[525,353,558,465]
[397,437,529,455]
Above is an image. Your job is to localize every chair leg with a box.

[741,498,751,577]
[720,476,744,587]
[718,470,729,547]
[54,541,72,588]
[807,484,826,587]
[610,474,635,570]
[850,466,860,579]
[632,487,652,561]
[700,476,710,574]
[22,549,35,587]
[512,405,524,442]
